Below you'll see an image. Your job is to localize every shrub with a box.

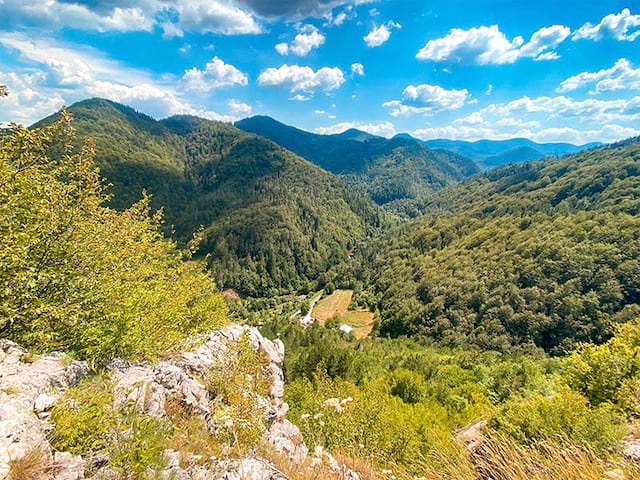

[565,319,640,410]
[490,388,625,453]
[207,332,270,453]
[51,374,173,477]
[0,112,226,363]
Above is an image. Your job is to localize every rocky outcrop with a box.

[0,325,312,480]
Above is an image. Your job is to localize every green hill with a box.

[235,115,480,205]
[419,138,640,217]
[36,99,383,296]
[341,138,640,354]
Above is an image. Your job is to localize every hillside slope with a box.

[236,115,480,205]
[36,99,382,296]
[420,138,640,216]
[341,138,640,353]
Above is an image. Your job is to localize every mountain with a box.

[396,135,601,169]
[420,137,640,216]
[35,98,383,296]
[235,116,480,205]
[338,137,640,354]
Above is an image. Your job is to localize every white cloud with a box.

[228,98,252,115]
[0,0,263,35]
[0,71,65,127]
[332,11,347,25]
[416,24,570,64]
[351,62,364,76]
[410,93,640,144]
[0,0,155,33]
[314,109,326,114]
[290,93,311,101]
[363,21,401,47]
[0,33,233,125]
[454,111,484,125]
[258,64,345,92]
[518,25,570,59]
[275,25,325,56]
[174,0,262,35]
[383,83,469,116]
[315,121,396,137]
[181,57,248,92]
[574,8,640,42]
[411,123,640,144]
[485,84,493,95]
[557,58,640,94]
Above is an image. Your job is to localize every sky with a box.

[1,0,640,144]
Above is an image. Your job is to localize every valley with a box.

[3,97,640,479]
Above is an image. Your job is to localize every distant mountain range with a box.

[236,116,480,205]
[394,134,602,169]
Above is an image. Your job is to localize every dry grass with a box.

[8,447,51,480]
[341,311,375,339]
[259,449,346,480]
[421,434,640,480]
[313,290,375,339]
[313,290,353,323]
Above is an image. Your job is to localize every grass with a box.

[420,434,640,480]
[341,311,375,339]
[7,447,50,480]
[313,290,353,323]
[312,290,375,339]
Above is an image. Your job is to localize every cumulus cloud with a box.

[518,25,570,60]
[275,25,325,56]
[411,123,640,144]
[0,0,155,32]
[315,121,396,137]
[416,24,570,64]
[557,58,640,94]
[0,0,262,36]
[351,62,364,76]
[383,84,469,116]
[363,21,401,47]
[410,93,640,144]
[574,8,640,42]
[0,33,237,125]
[181,57,248,92]
[228,98,252,115]
[172,0,262,35]
[257,64,345,93]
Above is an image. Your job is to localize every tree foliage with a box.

[37,99,383,296]
[0,112,226,362]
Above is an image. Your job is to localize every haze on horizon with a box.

[1,0,639,145]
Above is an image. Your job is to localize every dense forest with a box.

[36,99,383,296]
[312,138,640,355]
[236,115,480,205]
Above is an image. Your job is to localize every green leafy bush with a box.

[0,113,226,362]
[207,332,270,453]
[490,388,625,453]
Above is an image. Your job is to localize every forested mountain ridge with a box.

[418,138,640,217]
[336,138,640,354]
[35,98,383,296]
[235,115,480,205]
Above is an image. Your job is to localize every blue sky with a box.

[1,0,639,144]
